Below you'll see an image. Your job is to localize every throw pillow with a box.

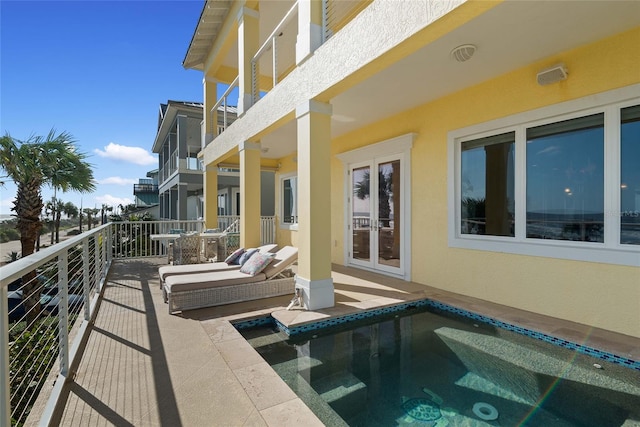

[240,252,276,276]
[224,248,245,265]
[238,248,259,266]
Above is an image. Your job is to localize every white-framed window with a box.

[280,174,298,229]
[448,84,640,266]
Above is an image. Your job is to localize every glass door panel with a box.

[377,160,401,269]
[352,165,372,263]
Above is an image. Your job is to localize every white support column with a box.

[295,99,334,310]
[178,183,188,220]
[296,0,323,65]
[237,7,259,116]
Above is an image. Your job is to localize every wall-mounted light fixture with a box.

[537,63,568,86]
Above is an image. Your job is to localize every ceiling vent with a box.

[537,64,568,85]
[451,44,477,62]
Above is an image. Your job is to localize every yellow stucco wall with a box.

[331,27,640,338]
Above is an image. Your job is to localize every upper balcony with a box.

[186,0,370,147]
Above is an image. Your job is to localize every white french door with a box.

[349,155,404,275]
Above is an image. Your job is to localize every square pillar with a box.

[177,183,188,220]
[203,164,218,229]
[297,0,323,65]
[203,76,217,147]
[237,7,259,116]
[240,141,262,248]
[177,114,188,172]
[295,100,334,310]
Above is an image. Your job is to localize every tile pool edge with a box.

[232,299,640,371]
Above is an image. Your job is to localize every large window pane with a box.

[461,132,515,236]
[526,114,604,242]
[621,105,640,245]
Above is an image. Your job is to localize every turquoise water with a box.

[239,307,640,426]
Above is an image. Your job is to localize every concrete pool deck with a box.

[48,257,639,426]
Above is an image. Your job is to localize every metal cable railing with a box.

[323,0,367,41]
[1,217,276,425]
[2,225,111,426]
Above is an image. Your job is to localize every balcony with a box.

[133,183,159,194]
[201,0,369,143]
[2,219,639,426]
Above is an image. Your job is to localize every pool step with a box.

[310,371,367,420]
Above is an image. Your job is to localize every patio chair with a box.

[158,243,278,286]
[217,232,241,259]
[163,246,298,314]
[166,228,185,263]
[172,234,202,265]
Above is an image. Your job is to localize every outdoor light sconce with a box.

[537,63,568,85]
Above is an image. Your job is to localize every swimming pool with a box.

[238,305,640,426]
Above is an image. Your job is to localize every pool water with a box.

[239,306,640,426]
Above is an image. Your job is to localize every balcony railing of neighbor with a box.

[1,216,277,425]
[133,183,159,194]
[160,150,178,184]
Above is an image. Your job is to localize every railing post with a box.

[107,223,113,264]
[83,237,91,321]
[94,235,100,292]
[1,284,10,427]
[272,36,278,88]
[58,251,70,377]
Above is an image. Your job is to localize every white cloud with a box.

[94,194,134,207]
[94,143,157,166]
[97,177,137,185]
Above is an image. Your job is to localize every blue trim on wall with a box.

[232,298,640,371]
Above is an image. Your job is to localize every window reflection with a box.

[461,132,515,236]
[526,114,604,242]
[621,105,640,245]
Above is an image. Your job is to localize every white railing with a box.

[0,216,277,425]
[209,75,239,145]
[323,0,365,41]
[160,150,179,184]
[217,216,276,245]
[1,224,112,426]
[251,2,298,104]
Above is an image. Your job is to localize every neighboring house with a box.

[133,170,159,207]
[152,100,274,222]
[183,1,640,339]
[131,170,160,219]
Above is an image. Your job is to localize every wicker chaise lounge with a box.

[158,244,278,286]
[163,246,298,314]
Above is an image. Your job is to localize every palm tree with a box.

[83,208,100,230]
[46,199,78,243]
[61,201,79,234]
[100,204,113,225]
[0,130,95,321]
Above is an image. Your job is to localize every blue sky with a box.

[1,0,206,216]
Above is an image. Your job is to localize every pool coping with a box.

[233,298,640,372]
